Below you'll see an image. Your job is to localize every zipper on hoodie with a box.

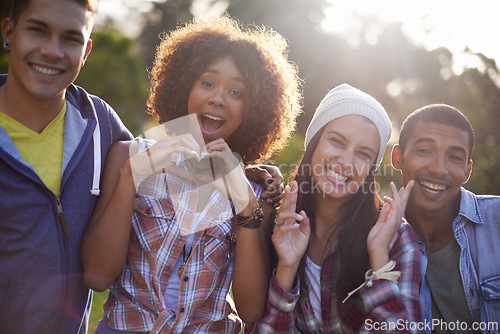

[56,197,72,239]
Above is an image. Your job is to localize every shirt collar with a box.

[457,187,483,225]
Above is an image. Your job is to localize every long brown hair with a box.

[289,125,384,307]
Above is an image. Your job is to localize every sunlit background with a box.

[96,0,500,72]
[2,0,499,191]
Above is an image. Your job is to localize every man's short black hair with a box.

[399,103,474,160]
[9,0,97,24]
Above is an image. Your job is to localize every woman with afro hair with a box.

[81,15,302,333]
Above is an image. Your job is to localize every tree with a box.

[75,28,150,136]
[138,0,195,70]
[3,0,498,195]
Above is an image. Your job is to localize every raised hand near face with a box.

[245,165,284,208]
[272,181,311,291]
[367,180,414,271]
[128,133,202,184]
[187,138,256,215]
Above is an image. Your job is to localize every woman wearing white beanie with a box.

[249,84,422,333]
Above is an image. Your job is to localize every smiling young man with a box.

[392,104,500,333]
[0,0,132,333]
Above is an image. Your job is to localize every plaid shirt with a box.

[102,142,261,333]
[251,223,422,334]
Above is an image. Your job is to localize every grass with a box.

[89,290,109,333]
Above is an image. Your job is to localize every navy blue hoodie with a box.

[0,74,133,333]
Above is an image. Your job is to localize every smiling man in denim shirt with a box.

[392,104,500,334]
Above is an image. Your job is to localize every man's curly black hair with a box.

[146,15,302,164]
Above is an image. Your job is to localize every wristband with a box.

[235,207,264,229]
[342,260,400,303]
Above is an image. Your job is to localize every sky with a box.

[322,0,500,71]
[95,0,500,68]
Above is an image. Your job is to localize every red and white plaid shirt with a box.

[102,141,261,333]
[249,223,422,334]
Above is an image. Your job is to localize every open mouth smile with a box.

[200,114,225,134]
[326,167,349,184]
[420,180,446,194]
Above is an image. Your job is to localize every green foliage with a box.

[0,52,9,74]
[89,290,109,333]
[138,0,195,69]
[55,3,500,331]
[1,1,498,330]
[467,146,500,195]
[221,5,500,195]
[75,28,151,136]
[270,133,305,184]
[92,1,500,196]
[1,0,498,193]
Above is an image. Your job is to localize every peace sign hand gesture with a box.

[367,180,414,271]
[272,181,310,291]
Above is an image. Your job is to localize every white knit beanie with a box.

[305,83,391,167]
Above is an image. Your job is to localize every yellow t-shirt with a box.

[0,103,66,197]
